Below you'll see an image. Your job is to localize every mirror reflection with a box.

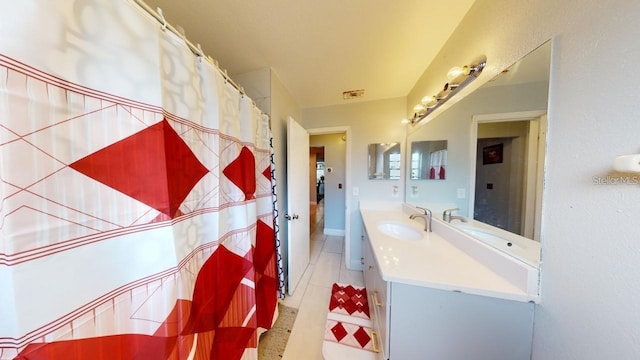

[405,41,551,265]
[368,142,401,180]
[410,140,448,180]
[473,115,546,241]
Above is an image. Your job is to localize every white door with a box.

[286,116,310,295]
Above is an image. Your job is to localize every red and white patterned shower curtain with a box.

[0,1,281,359]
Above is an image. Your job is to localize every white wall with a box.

[233,68,271,114]
[302,97,406,269]
[408,0,640,358]
[270,69,301,288]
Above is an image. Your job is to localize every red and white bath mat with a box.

[322,283,378,359]
[328,282,371,320]
[325,318,375,351]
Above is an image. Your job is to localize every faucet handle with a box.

[442,207,459,221]
[443,207,459,215]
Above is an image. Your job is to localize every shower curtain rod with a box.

[133,0,245,96]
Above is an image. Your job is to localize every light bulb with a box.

[413,104,426,113]
[447,65,474,80]
[421,95,436,105]
[447,66,464,80]
[422,96,437,109]
[400,118,411,124]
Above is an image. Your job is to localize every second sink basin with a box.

[377,221,423,241]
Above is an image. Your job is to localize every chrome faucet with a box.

[410,208,432,232]
[443,208,467,223]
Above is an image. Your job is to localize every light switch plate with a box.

[457,188,466,199]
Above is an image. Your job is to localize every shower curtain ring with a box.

[157,7,168,31]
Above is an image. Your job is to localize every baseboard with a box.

[324,228,345,236]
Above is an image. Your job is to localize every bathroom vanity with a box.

[360,202,538,360]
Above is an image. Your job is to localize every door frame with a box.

[307,126,352,269]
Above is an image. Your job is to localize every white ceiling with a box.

[141,0,477,108]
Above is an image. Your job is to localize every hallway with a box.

[281,200,365,359]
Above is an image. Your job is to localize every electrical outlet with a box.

[456,188,466,199]
[353,186,359,196]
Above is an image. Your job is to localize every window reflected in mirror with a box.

[410,140,448,180]
[368,142,401,180]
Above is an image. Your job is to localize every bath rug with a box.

[323,283,378,359]
[324,318,375,351]
[329,282,370,320]
[258,303,298,360]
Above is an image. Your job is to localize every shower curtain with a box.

[429,149,447,180]
[0,1,283,359]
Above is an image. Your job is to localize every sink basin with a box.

[457,226,528,252]
[377,221,423,241]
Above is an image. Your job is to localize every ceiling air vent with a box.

[342,89,365,100]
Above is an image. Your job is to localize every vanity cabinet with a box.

[362,229,535,360]
[362,232,390,359]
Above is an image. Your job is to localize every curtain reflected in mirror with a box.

[410,140,448,180]
[368,142,401,180]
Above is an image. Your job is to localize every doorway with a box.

[310,146,325,233]
[309,133,346,237]
[474,123,528,234]
[307,127,352,267]
[469,111,547,241]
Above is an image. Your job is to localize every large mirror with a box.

[405,41,551,265]
[410,140,448,180]
[368,142,401,180]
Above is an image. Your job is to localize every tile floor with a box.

[281,201,365,360]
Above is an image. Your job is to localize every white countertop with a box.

[360,207,536,303]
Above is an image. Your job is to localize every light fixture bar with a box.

[408,55,487,125]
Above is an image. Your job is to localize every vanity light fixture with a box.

[407,56,487,126]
